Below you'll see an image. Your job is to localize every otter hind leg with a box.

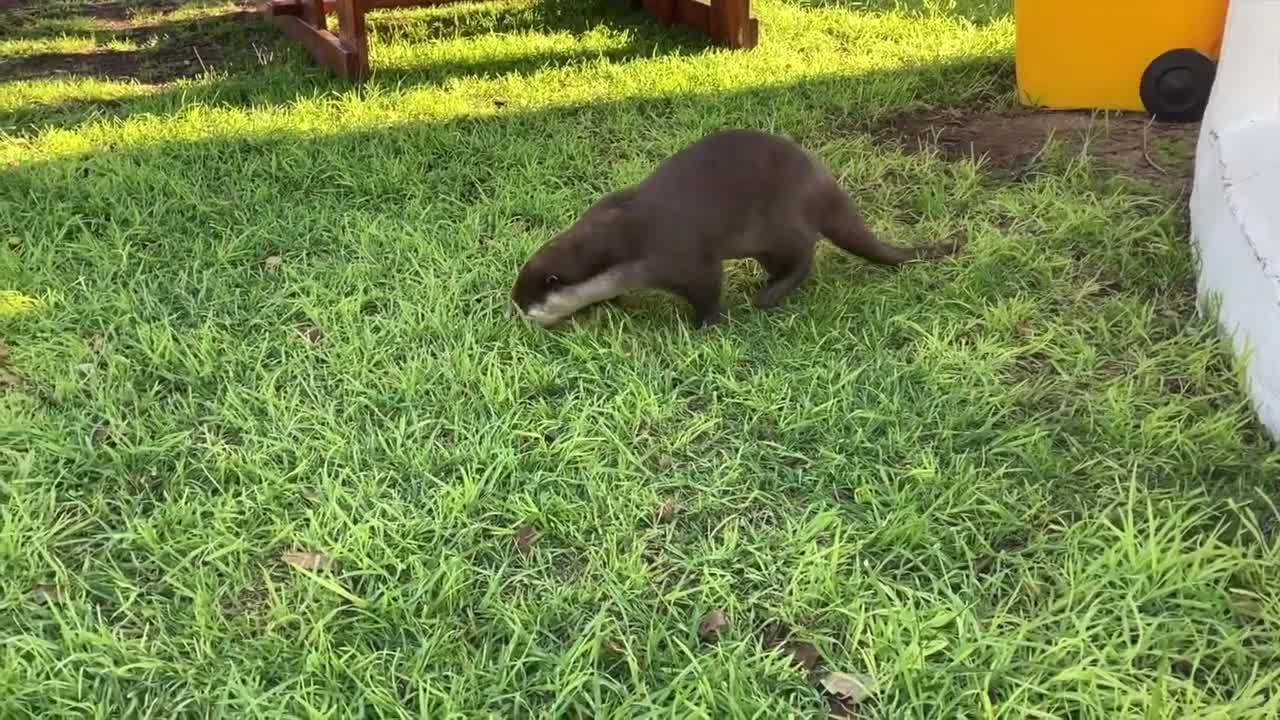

[753,231,817,308]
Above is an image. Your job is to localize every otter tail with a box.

[815,183,960,265]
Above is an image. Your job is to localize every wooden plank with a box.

[642,0,676,23]
[266,0,311,14]
[672,0,709,32]
[301,0,326,30]
[272,15,360,79]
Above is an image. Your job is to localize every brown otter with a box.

[511,129,959,328]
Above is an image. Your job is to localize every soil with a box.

[881,108,1200,196]
[1,49,209,83]
[85,0,189,20]
[0,0,186,17]
[0,1,255,83]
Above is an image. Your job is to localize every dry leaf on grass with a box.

[779,640,824,671]
[263,255,283,272]
[656,498,682,523]
[760,620,824,671]
[826,695,857,719]
[698,608,730,641]
[0,371,18,387]
[820,671,877,706]
[514,525,538,557]
[130,470,160,491]
[1229,589,1266,620]
[31,585,63,606]
[971,554,996,575]
[301,326,325,344]
[91,424,112,445]
[0,342,9,362]
[281,551,334,571]
[760,618,790,646]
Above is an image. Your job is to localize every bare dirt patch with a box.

[85,0,188,19]
[0,40,244,83]
[4,50,180,82]
[0,3,262,83]
[882,109,1199,195]
[78,1,191,30]
[0,0,186,17]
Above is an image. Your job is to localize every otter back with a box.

[510,129,959,328]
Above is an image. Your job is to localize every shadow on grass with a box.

[0,0,714,133]
[0,9,277,83]
[0,55,1011,278]
[808,0,1011,24]
[7,53,1277,515]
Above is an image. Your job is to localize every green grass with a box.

[2,0,1279,717]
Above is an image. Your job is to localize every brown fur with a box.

[511,129,959,328]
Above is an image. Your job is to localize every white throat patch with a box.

[521,265,642,327]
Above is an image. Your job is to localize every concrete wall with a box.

[1190,0,1280,438]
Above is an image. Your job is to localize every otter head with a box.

[511,194,640,327]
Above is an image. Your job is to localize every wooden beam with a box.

[300,0,326,30]
[273,16,361,79]
[641,0,676,23]
[258,0,362,80]
[672,0,707,31]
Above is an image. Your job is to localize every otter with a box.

[511,129,959,328]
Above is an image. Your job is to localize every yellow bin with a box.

[1014,0,1229,121]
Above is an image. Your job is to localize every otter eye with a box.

[545,274,560,287]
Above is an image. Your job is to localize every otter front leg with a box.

[662,261,724,328]
[685,280,723,328]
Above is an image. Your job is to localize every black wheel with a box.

[1139,48,1217,122]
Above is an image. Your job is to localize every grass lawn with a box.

[2,0,1279,716]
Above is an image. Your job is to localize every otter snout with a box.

[511,295,563,327]
[510,262,645,328]
[521,304,560,327]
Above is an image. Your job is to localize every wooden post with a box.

[709,0,756,49]
[335,0,370,81]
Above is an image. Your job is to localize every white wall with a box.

[1190,0,1280,438]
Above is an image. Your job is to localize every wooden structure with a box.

[257,0,757,81]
